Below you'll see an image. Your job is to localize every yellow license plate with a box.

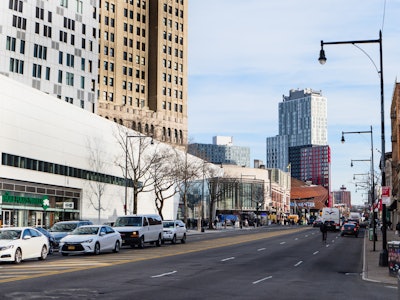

[68,245,75,250]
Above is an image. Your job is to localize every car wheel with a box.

[61,252,68,256]
[113,241,120,253]
[14,248,22,264]
[171,235,177,244]
[94,242,101,255]
[156,235,162,247]
[138,236,145,249]
[38,245,48,260]
[181,233,186,244]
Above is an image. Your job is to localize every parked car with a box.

[340,223,359,238]
[59,225,122,256]
[34,227,58,254]
[162,220,187,244]
[0,227,49,264]
[113,214,163,248]
[48,220,93,245]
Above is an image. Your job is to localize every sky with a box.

[187,0,400,205]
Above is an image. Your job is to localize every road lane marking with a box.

[221,257,235,262]
[151,270,177,278]
[257,248,266,251]
[252,276,272,284]
[279,242,286,245]
[0,227,312,284]
[294,261,303,267]
[313,251,319,255]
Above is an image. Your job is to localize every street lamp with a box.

[124,134,153,215]
[341,127,377,251]
[321,32,387,265]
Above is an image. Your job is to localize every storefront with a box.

[0,178,81,228]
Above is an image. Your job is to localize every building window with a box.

[66,72,74,86]
[45,67,50,80]
[9,58,24,74]
[80,76,85,89]
[6,36,16,51]
[32,63,42,78]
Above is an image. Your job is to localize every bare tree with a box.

[85,137,108,224]
[115,127,157,215]
[149,148,179,219]
[173,147,204,227]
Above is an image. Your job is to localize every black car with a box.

[340,223,359,237]
[34,227,58,254]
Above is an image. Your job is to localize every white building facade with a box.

[0,0,98,112]
[0,75,185,227]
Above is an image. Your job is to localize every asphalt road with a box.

[0,226,396,300]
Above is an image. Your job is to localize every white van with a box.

[113,214,163,248]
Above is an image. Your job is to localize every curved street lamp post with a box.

[321,31,387,266]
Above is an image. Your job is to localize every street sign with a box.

[382,186,391,205]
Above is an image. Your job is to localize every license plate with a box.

[68,245,75,250]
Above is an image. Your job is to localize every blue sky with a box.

[187,0,400,205]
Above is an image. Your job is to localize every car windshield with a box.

[114,217,142,227]
[344,224,355,229]
[163,221,174,228]
[50,223,78,232]
[0,230,21,240]
[71,227,99,235]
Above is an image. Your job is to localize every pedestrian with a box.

[320,222,327,242]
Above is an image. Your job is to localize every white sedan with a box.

[0,227,49,264]
[59,225,122,256]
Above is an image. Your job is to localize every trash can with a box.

[388,241,400,277]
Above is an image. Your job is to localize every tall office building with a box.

[97,0,188,147]
[0,0,98,112]
[266,88,330,191]
[188,136,251,167]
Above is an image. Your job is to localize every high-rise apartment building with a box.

[188,136,251,167]
[0,0,98,112]
[266,88,330,191]
[97,0,188,147]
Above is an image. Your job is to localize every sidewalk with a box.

[363,227,398,285]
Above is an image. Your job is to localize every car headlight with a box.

[0,245,14,251]
[81,239,93,244]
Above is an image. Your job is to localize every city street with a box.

[0,226,396,299]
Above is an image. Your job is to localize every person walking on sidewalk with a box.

[320,222,328,242]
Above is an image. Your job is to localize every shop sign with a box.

[2,191,50,210]
[63,202,74,209]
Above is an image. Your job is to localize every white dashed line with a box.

[252,276,272,284]
[151,271,177,278]
[294,261,303,267]
[280,242,286,245]
[257,248,266,251]
[313,251,319,255]
[221,257,235,262]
